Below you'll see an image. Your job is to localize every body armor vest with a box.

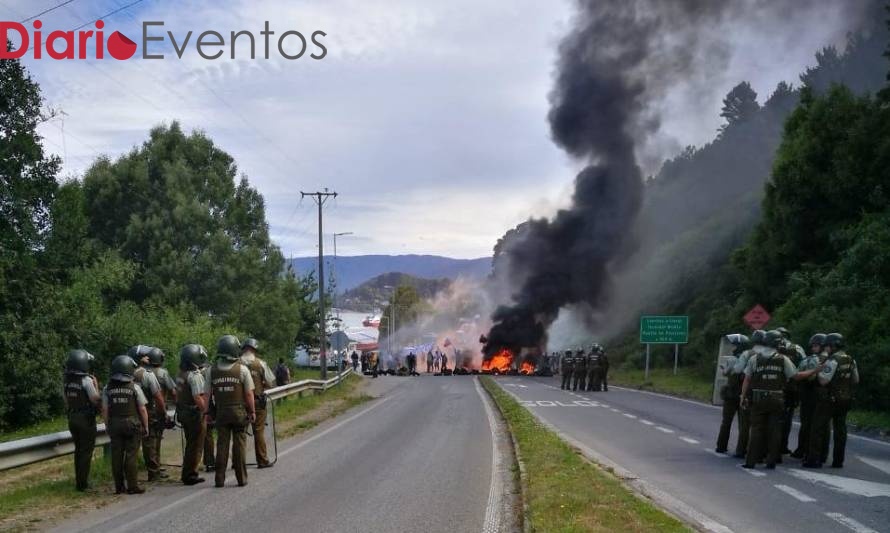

[245,358,266,396]
[107,380,139,419]
[133,367,155,410]
[589,354,602,369]
[176,370,198,410]
[750,351,786,392]
[562,356,575,372]
[829,352,855,400]
[211,362,245,409]
[64,374,92,412]
[575,355,588,372]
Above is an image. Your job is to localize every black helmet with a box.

[65,349,94,375]
[751,330,767,345]
[127,344,151,362]
[148,347,165,367]
[564,349,573,355]
[179,344,208,370]
[217,335,241,361]
[110,355,138,382]
[764,330,784,348]
[776,327,791,339]
[808,333,827,349]
[825,333,844,350]
[725,334,752,353]
[242,337,259,352]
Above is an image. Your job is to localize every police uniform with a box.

[205,360,254,487]
[716,349,745,454]
[241,351,276,468]
[104,378,148,493]
[742,348,798,468]
[64,373,100,490]
[811,351,858,468]
[573,350,588,391]
[560,352,575,390]
[792,349,823,458]
[730,347,756,457]
[779,342,806,454]
[176,368,207,484]
[133,366,164,480]
[149,365,176,475]
[587,350,602,392]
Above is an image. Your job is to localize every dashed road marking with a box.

[706,448,733,458]
[679,437,700,445]
[740,467,766,477]
[774,484,816,503]
[623,413,637,419]
[640,419,654,426]
[655,426,674,434]
[825,513,878,533]
[610,408,621,413]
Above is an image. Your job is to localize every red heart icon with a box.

[107,31,137,60]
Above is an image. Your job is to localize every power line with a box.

[73,0,147,31]
[20,0,77,23]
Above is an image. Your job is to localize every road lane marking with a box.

[640,419,655,426]
[739,467,766,477]
[788,469,890,498]
[825,513,878,533]
[623,413,637,419]
[475,378,505,533]
[679,437,699,445]
[655,426,674,434]
[706,448,733,458]
[774,484,816,502]
[856,455,890,477]
[610,408,621,413]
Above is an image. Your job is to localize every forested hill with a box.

[340,273,451,312]
[288,255,490,291]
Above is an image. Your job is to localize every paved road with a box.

[496,376,890,533]
[52,376,513,533]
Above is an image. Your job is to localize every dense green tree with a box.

[719,82,760,131]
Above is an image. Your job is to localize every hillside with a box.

[340,272,451,311]
[288,254,490,291]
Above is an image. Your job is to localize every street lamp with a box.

[331,231,353,372]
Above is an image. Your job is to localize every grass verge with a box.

[609,367,890,435]
[0,372,372,531]
[481,377,687,533]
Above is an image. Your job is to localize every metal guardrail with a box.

[0,368,353,472]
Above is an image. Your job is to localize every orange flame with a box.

[519,360,535,375]
[482,349,514,373]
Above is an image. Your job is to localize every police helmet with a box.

[825,333,844,350]
[751,329,767,345]
[725,334,752,353]
[564,349,573,355]
[242,337,259,352]
[127,344,151,362]
[148,347,165,367]
[808,333,827,349]
[179,344,208,370]
[776,327,792,339]
[764,330,784,348]
[65,349,94,375]
[110,355,138,382]
[217,335,241,361]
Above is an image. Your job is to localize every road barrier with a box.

[0,368,352,472]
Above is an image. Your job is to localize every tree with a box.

[719,82,760,131]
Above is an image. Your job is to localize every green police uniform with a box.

[573,351,588,392]
[64,372,100,490]
[811,350,858,468]
[560,352,575,390]
[241,348,276,468]
[742,348,798,468]
[792,335,825,459]
[587,349,603,392]
[205,358,254,487]
[104,377,148,493]
[716,335,749,455]
[176,368,206,484]
[779,340,805,454]
[133,366,164,480]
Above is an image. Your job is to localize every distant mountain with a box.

[287,254,491,291]
[340,273,452,311]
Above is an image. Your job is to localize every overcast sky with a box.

[4,0,865,258]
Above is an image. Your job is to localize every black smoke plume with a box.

[483,0,866,358]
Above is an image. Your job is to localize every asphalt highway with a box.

[496,376,890,533]
[52,376,514,533]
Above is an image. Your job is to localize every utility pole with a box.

[332,231,353,322]
[301,189,338,379]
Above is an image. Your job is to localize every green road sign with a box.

[640,315,689,344]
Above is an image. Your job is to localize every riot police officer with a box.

[791,333,826,459]
[130,345,167,481]
[63,349,101,491]
[241,337,276,469]
[807,333,858,468]
[732,329,765,457]
[776,327,805,454]
[587,345,603,392]
[741,330,821,469]
[205,335,256,487]
[573,348,588,391]
[147,347,177,477]
[715,334,750,455]
[102,355,149,494]
[560,350,574,390]
[176,344,209,485]
[599,346,610,391]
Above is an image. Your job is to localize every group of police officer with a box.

[559,344,610,392]
[62,335,277,493]
[716,328,859,470]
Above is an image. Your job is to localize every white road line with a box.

[640,419,655,426]
[705,448,733,458]
[857,455,890,477]
[679,437,700,445]
[475,378,504,533]
[825,513,878,533]
[610,408,621,413]
[655,426,674,434]
[623,413,637,419]
[740,467,766,478]
[774,484,816,503]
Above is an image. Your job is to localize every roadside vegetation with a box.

[481,377,687,533]
[0,373,371,531]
